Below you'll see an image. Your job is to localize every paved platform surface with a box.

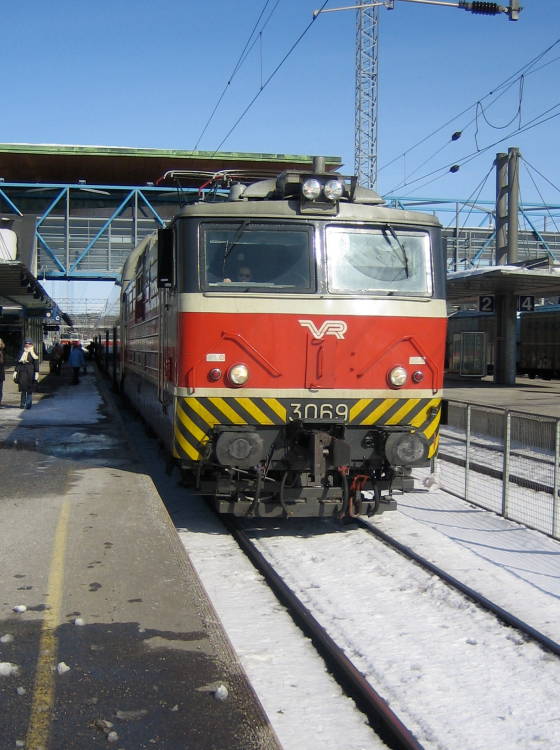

[0,362,280,749]
[444,373,560,418]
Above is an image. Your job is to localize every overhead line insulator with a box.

[461,1,504,14]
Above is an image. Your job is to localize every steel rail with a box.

[222,516,425,750]
[355,517,560,658]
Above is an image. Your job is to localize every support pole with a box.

[493,147,519,385]
[494,292,517,385]
[495,152,508,265]
[507,146,520,264]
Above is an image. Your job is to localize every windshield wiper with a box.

[223,219,251,262]
[383,224,409,278]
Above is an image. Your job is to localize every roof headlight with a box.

[388,366,408,388]
[302,178,321,200]
[323,179,343,201]
[227,363,249,387]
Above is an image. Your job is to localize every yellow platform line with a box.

[25,499,71,749]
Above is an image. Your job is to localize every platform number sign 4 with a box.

[518,295,535,312]
[479,295,494,313]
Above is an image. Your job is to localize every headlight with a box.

[323,179,343,201]
[302,178,321,200]
[227,363,249,386]
[388,366,408,388]
[385,432,428,466]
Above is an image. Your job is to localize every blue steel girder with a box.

[68,189,168,273]
[138,191,166,228]
[2,181,560,280]
[520,208,553,258]
[0,181,194,280]
[36,232,66,273]
[0,187,23,215]
[470,229,497,267]
[36,187,68,227]
[69,189,137,273]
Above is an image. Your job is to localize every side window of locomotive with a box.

[325,227,432,296]
[202,224,314,292]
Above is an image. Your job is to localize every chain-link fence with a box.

[437,400,560,540]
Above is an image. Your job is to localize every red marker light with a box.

[208,368,222,382]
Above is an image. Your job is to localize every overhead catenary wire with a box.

[521,157,560,202]
[210,0,330,156]
[399,73,526,189]
[442,161,494,232]
[521,159,560,234]
[379,36,560,176]
[193,0,280,151]
[384,101,560,197]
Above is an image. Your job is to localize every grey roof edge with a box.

[0,142,343,164]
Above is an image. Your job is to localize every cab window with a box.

[202,223,314,292]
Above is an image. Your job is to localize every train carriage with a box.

[120,159,447,517]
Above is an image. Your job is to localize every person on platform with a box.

[68,341,86,385]
[13,338,39,409]
[50,341,64,375]
[0,338,5,406]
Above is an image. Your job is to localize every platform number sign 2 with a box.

[479,295,495,313]
[518,295,535,312]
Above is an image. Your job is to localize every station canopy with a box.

[0,143,342,187]
[446,260,560,304]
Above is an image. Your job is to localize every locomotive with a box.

[119,158,447,517]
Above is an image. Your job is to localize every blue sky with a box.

[4,1,557,201]
[4,1,560,307]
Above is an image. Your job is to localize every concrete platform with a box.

[444,373,560,419]
[0,362,280,749]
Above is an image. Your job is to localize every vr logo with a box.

[298,319,347,340]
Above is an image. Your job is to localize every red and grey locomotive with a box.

[120,159,447,517]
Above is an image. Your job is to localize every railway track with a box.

[222,515,424,750]
[219,514,560,750]
[354,517,560,658]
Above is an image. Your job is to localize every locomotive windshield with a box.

[203,223,313,291]
[326,226,432,296]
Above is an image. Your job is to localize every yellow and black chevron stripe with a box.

[173,395,441,461]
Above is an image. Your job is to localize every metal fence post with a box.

[465,405,471,502]
[553,420,560,540]
[502,410,511,518]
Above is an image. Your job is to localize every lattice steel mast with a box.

[355,5,380,189]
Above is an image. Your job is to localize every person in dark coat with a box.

[13,338,40,409]
[68,341,86,385]
[0,338,5,406]
[50,341,64,375]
